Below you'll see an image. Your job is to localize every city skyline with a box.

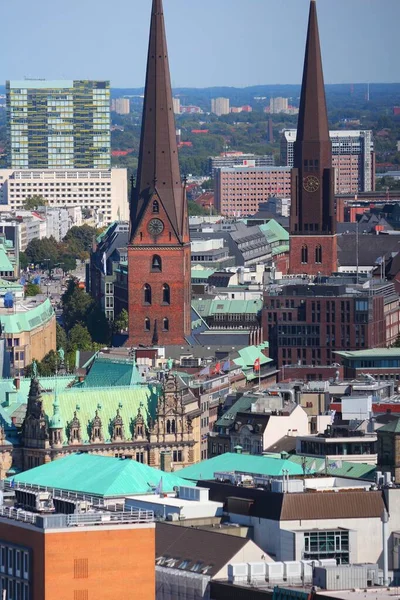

[1,0,399,88]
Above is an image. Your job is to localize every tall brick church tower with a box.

[128,0,191,346]
[289,0,337,276]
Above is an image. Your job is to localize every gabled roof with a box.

[156,522,256,577]
[39,385,159,444]
[10,453,193,497]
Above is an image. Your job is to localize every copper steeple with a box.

[290,0,335,237]
[296,0,330,145]
[130,0,187,244]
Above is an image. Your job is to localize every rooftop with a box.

[10,453,194,498]
[178,453,304,482]
[0,298,54,334]
[336,349,400,360]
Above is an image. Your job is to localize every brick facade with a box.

[128,194,191,346]
[288,234,337,276]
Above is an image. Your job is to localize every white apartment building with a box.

[270,97,289,114]
[211,98,230,116]
[172,97,181,115]
[0,168,128,225]
[280,129,375,193]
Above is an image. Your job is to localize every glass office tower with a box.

[6,80,111,169]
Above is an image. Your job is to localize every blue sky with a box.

[2,0,399,88]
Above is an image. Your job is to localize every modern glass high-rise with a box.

[6,80,111,169]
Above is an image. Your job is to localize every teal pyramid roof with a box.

[10,453,194,497]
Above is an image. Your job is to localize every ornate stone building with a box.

[15,371,197,474]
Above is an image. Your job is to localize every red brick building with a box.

[128,0,191,345]
[288,1,337,277]
[262,281,400,374]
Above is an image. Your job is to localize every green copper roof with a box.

[376,419,400,434]
[192,298,262,317]
[1,298,54,334]
[335,349,400,360]
[287,455,376,480]
[82,357,141,388]
[178,452,303,481]
[0,375,76,414]
[0,279,24,292]
[259,219,289,243]
[272,244,290,256]
[215,396,254,428]
[191,268,216,281]
[233,342,272,380]
[10,453,194,497]
[0,244,14,272]
[41,385,159,444]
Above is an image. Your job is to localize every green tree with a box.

[56,323,68,351]
[25,237,59,268]
[113,309,129,333]
[59,254,77,273]
[25,282,41,297]
[188,201,208,216]
[19,252,29,270]
[23,195,47,210]
[61,280,94,331]
[64,225,97,254]
[68,323,93,352]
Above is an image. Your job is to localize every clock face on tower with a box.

[303,175,320,193]
[147,218,164,237]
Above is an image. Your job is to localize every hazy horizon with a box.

[1,0,399,88]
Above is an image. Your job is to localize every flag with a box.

[200,366,210,376]
[101,252,107,276]
[213,362,222,375]
[155,477,163,495]
[253,358,261,372]
[222,360,230,372]
[10,479,15,489]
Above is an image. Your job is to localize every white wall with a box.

[227,513,383,565]
[263,405,309,449]
[191,239,224,252]
[213,539,272,580]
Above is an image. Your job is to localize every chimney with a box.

[160,451,172,473]
[13,377,20,390]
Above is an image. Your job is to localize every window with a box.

[315,245,322,264]
[301,245,308,264]
[173,450,183,462]
[152,200,159,213]
[151,255,162,272]
[163,318,169,331]
[143,284,152,305]
[162,283,170,304]
[145,318,151,331]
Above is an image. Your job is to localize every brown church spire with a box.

[296,0,330,145]
[130,0,187,243]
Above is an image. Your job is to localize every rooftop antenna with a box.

[366,83,370,102]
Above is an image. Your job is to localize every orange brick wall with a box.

[44,526,155,600]
[0,522,155,600]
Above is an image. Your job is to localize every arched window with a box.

[301,245,308,264]
[145,318,151,331]
[315,245,322,264]
[151,255,162,272]
[163,318,169,331]
[166,419,171,434]
[171,419,176,433]
[143,284,152,305]
[162,283,170,305]
[153,200,159,213]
